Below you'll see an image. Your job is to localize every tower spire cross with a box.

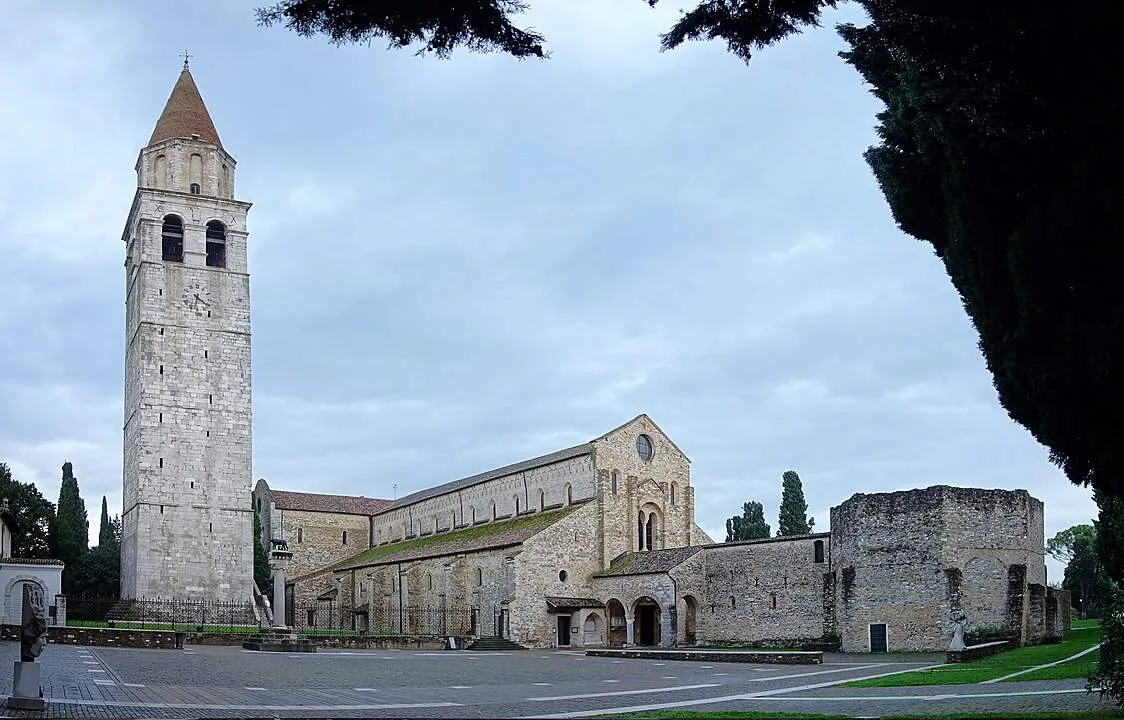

[181,50,192,70]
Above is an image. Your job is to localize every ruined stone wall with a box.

[831,486,1048,651]
[593,416,693,570]
[940,488,1045,638]
[830,488,949,652]
[670,536,831,647]
[370,454,595,546]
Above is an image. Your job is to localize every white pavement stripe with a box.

[527,683,721,702]
[449,685,473,689]
[93,681,116,686]
[980,643,1102,684]
[121,684,145,688]
[737,688,1092,701]
[532,683,552,686]
[244,687,266,691]
[521,663,896,718]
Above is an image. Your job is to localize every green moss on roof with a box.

[331,506,579,572]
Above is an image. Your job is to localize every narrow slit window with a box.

[159,365,163,375]
[158,457,163,468]
[342,530,348,545]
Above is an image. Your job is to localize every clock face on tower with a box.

[181,281,212,316]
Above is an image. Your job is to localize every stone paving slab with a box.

[0,640,1103,719]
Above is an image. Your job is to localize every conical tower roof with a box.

[148,67,223,148]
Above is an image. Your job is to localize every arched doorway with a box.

[5,578,47,626]
[583,612,603,646]
[606,599,626,646]
[634,596,661,647]
[681,595,698,646]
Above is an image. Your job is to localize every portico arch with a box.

[633,596,661,647]
[681,594,698,645]
[606,598,626,646]
[582,612,603,646]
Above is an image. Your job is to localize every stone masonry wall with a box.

[371,454,595,545]
[122,135,254,602]
[670,535,831,647]
[512,502,605,647]
[593,416,693,570]
[283,509,372,581]
[831,488,949,652]
[831,486,1046,652]
[940,487,1045,638]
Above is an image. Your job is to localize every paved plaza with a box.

[0,641,1110,718]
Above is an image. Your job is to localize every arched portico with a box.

[681,595,698,646]
[633,596,661,647]
[606,599,627,646]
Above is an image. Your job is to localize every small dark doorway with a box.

[557,615,572,646]
[870,623,888,653]
[635,597,661,646]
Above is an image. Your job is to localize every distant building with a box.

[0,499,64,626]
[256,415,1069,651]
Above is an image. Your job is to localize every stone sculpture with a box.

[949,610,967,652]
[19,584,48,662]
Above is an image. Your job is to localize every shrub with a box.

[1088,582,1124,706]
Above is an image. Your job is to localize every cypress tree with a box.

[49,461,89,593]
[253,505,273,592]
[776,470,814,536]
[97,496,113,547]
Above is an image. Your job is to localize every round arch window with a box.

[558,570,568,582]
[637,434,654,461]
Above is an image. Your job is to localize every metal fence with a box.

[289,600,475,637]
[63,596,262,632]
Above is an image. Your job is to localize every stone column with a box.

[270,548,293,631]
[625,615,634,646]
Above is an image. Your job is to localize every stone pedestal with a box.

[6,661,45,710]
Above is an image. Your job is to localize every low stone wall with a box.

[946,640,1013,663]
[586,649,823,664]
[2,625,177,649]
[313,635,453,650]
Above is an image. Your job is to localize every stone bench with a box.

[946,639,1013,663]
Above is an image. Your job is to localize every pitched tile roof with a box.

[272,490,391,516]
[596,546,704,577]
[148,69,223,148]
[308,505,580,578]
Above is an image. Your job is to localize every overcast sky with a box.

[0,0,1097,580]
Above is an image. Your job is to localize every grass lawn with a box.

[594,711,1124,719]
[844,624,1101,687]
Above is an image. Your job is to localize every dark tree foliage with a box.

[1096,491,1124,584]
[253,505,273,593]
[257,0,546,58]
[97,496,114,547]
[777,470,814,536]
[0,462,55,559]
[725,500,770,541]
[72,498,121,598]
[1062,534,1105,620]
[49,461,89,593]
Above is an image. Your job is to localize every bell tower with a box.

[120,61,253,600]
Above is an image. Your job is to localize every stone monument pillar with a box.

[270,542,293,632]
[7,584,48,710]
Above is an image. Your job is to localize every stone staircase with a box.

[467,637,526,651]
[241,629,318,653]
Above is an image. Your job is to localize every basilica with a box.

[129,66,1069,653]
